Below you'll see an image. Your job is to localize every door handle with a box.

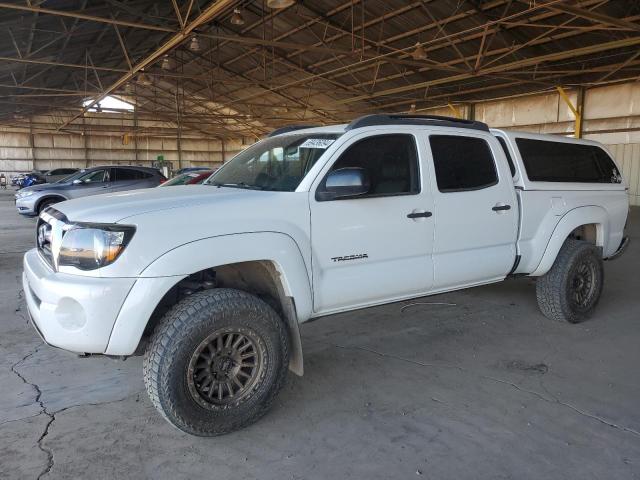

[407,211,432,219]
[492,204,511,212]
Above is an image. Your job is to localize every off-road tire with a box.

[536,238,604,323]
[143,288,290,436]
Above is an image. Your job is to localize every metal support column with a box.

[466,103,476,121]
[28,118,36,171]
[557,86,583,139]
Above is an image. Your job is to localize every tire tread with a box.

[143,288,289,436]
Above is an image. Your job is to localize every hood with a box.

[53,185,270,223]
[21,181,71,193]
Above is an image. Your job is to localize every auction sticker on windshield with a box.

[299,138,335,149]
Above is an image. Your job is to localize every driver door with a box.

[310,132,435,314]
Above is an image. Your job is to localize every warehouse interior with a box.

[1,1,640,201]
[1,1,640,479]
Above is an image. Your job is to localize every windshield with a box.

[205,133,341,191]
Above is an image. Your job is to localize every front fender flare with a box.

[531,206,608,276]
[105,232,312,364]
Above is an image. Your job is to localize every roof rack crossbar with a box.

[268,125,321,137]
[345,114,489,132]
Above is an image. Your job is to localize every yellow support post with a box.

[447,102,461,119]
[556,86,583,138]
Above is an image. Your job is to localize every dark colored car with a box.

[15,165,166,216]
[17,170,47,189]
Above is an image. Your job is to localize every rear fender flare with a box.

[531,206,607,276]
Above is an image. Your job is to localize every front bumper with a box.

[15,196,37,215]
[22,248,136,353]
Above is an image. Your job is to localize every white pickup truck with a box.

[23,115,629,436]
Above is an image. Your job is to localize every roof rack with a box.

[345,114,489,132]
[267,125,321,137]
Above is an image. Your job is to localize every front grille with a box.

[36,208,68,269]
[36,217,53,267]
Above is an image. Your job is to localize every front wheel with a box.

[536,239,604,323]
[143,288,290,436]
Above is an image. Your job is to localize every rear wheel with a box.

[143,288,289,436]
[536,239,604,323]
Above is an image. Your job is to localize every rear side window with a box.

[114,168,149,181]
[516,138,622,183]
[429,135,498,192]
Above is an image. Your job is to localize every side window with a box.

[79,169,106,183]
[515,138,622,183]
[327,134,419,196]
[114,168,144,181]
[496,136,516,177]
[429,135,498,192]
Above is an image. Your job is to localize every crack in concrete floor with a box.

[10,345,55,480]
[9,342,142,479]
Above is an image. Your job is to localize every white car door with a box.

[426,132,518,290]
[310,132,435,314]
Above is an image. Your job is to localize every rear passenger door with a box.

[111,168,151,192]
[427,133,518,290]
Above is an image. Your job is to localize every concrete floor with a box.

[1,187,639,480]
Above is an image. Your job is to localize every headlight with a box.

[17,190,34,198]
[58,224,135,270]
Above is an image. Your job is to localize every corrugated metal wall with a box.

[0,129,245,175]
[609,144,640,206]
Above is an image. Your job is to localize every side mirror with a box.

[316,167,370,201]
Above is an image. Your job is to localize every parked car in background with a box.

[11,173,27,186]
[160,170,214,187]
[174,167,211,176]
[15,165,165,215]
[42,168,79,183]
[19,171,47,189]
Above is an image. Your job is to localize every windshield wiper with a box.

[210,182,264,190]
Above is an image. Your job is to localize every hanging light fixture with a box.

[137,71,153,86]
[409,104,417,114]
[161,54,175,70]
[267,0,295,8]
[230,8,245,25]
[124,82,133,94]
[411,42,427,61]
[189,35,201,52]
